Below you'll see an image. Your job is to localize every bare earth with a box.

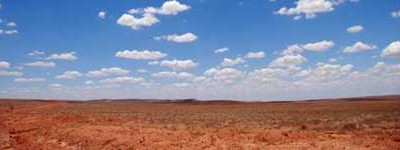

[0,96,399,150]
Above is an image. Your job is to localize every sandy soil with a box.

[0,97,399,149]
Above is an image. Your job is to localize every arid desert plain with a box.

[0,96,399,149]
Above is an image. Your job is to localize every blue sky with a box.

[0,0,399,100]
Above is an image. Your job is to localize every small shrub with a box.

[342,123,357,130]
[300,124,308,130]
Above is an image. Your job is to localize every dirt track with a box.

[0,98,399,149]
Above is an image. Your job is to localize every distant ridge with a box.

[0,95,399,103]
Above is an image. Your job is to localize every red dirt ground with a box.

[0,96,399,149]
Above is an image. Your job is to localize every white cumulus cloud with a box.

[7,22,17,27]
[0,61,10,69]
[347,25,363,33]
[160,59,198,70]
[49,83,64,89]
[214,47,229,53]
[28,50,45,57]
[86,67,131,77]
[56,71,83,80]
[0,70,23,76]
[381,41,400,58]
[117,13,159,30]
[274,0,334,20]
[115,50,167,60]
[245,51,266,59]
[99,76,143,84]
[151,71,195,79]
[282,40,334,55]
[25,61,56,68]
[154,32,198,43]
[248,67,289,81]
[270,54,307,68]
[14,78,46,83]
[301,63,355,81]
[204,68,245,82]
[392,10,400,18]
[367,62,400,76]
[221,57,245,67]
[117,0,190,30]
[302,40,335,52]
[144,0,190,15]
[282,44,304,55]
[148,61,159,65]
[46,52,77,60]
[3,29,18,35]
[98,11,106,19]
[343,42,377,53]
